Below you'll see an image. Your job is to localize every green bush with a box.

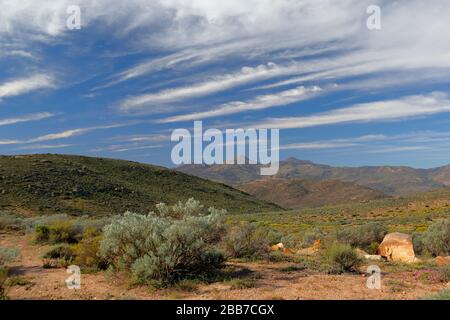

[34,221,81,244]
[420,289,450,300]
[223,222,270,259]
[324,243,361,273]
[0,212,26,232]
[42,244,76,268]
[412,232,425,256]
[437,264,450,283]
[34,225,51,243]
[422,219,450,257]
[336,222,387,249]
[0,247,20,300]
[300,228,325,248]
[73,230,108,270]
[0,247,19,267]
[100,198,226,284]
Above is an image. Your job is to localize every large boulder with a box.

[378,233,419,263]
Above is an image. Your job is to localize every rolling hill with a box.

[0,154,281,216]
[237,179,387,209]
[178,157,450,196]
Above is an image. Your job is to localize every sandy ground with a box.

[1,233,447,300]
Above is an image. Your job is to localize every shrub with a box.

[324,243,361,273]
[223,222,270,259]
[100,198,226,284]
[73,230,108,270]
[34,221,80,244]
[437,264,450,283]
[42,244,75,268]
[0,212,26,232]
[336,222,387,249]
[422,219,450,257]
[48,221,80,244]
[300,228,325,248]
[412,233,425,256]
[0,247,19,300]
[0,247,19,267]
[34,225,51,243]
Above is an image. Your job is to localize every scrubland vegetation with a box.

[1,188,449,299]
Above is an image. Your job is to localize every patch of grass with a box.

[6,276,34,288]
[173,279,201,292]
[386,279,410,293]
[420,289,450,300]
[226,277,259,289]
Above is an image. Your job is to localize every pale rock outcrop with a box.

[271,243,284,251]
[378,233,419,263]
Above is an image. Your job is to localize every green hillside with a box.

[0,154,281,216]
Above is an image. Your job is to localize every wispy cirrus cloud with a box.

[0,74,55,101]
[158,85,323,123]
[17,143,73,150]
[0,123,132,148]
[0,112,54,126]
[27,123,129,143]
[253,92,450,130]
[119,63,282,111]
[281,141,358,150]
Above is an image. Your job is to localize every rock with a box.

[378,232,419,263]
[271,243,284,251]
[297,240,321,255]
[364,254,382,261]
[356,248,369,258]
[436,256,450,266]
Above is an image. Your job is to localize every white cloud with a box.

[0,123,131,148]
[365,146,429,154]
[0,74,55,100]
[2,1,450,100]
[254,92,450,129]
[27,123,128,143]
[28,128,89,143]
[0,112,54,126]
[159,85,323,123]
[17,143,73,150]
[119,63,281,111]
[281,142,358,150]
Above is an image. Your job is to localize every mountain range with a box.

[178,157,450,196]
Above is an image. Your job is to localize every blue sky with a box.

[1,0,450,168]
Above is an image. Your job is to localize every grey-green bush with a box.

[100,198,226,283]
[325,243,361,273]
[223,222,271,259]
[336,222,387,249]
[422,219,450,257]
[0,247,19,300]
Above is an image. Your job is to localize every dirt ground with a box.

[1,233,447,300]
